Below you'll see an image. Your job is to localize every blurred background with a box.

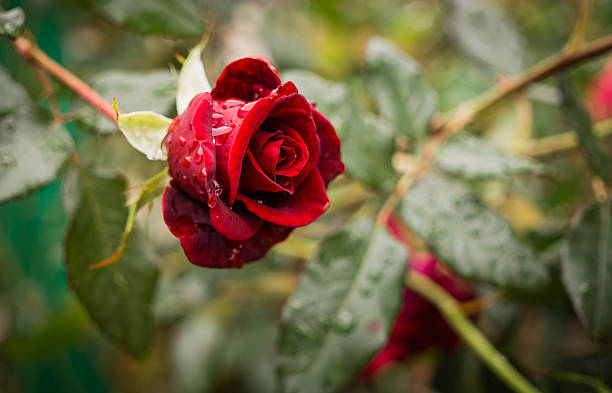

[1,0,612,392]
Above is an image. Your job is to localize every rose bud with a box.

[588,58,612,121]
[162,57,344,268]
[361,253,476,377]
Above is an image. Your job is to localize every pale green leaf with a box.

[177,42,211,115]
[116,110,172,160]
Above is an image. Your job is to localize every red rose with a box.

[162,57,344,268]
[588,58,612,121]
[362,253,475,377]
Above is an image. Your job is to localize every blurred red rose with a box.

[162,57,344,268]
[588,58,612,121]
[362,216,476,377]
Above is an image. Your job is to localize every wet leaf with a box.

[116,110,172,160]
[0,66,27,117]
[171,312,225,393]
[399,173,549,291]
[447,0,525,74]
[558,75,612,185]
[90,0,204,37]
[562,200,612,339]
[79,69,176,134]
[176,41,211,115]
[65,171,158,359]
[285,70,397,190]
[436,134,543,179]
[277,218,407,393]
[0,7,25,39]
[365,37,438,143]
[0,112,73,203]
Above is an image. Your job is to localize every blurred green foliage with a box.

[1,0,612,392]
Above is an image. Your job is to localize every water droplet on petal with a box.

[212,126,232,137]
[238,101,256,118]
[212,179,223,195]
[178,136,186,146]
[182,156,191,168]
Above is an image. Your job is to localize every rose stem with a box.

[406,271,542,393]
[14,36,116,122]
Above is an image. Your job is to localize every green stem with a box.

[406,271,542,393]
[444,34,612,135]
[551,372,612,393]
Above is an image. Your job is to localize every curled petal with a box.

[312,109,344,186]
[163,184,289,268]
[212,57,281,102]
[237,169,329,227]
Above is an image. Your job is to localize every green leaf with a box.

[341,114,398,190]
[277,218,407,393]
[447,0,524,74]
[79,69,176,134]
[116,110,173,160]
[558,75,612,185]
[0,7,25,39]
[284,70,397,190]
[398,173,549,290]
[436,134,543,179]
[0,112,73,203]
[0,66,28,117]
[176,41,211,115]
[171,312,225,393]
[90,0,204,37]
[561,200,612,339]
[365,37,437,142]
[65,171,158,358]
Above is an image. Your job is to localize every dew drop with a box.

[182,156,191,168]
[359,287,371,297]
[207,195,216,208]
[212,179,223,195]
[212,126,232,137]
[367,270,383,283]
[199,167,208,182]
[335,310,355,334]
[238,101,256,117]
[189,140,198,152]
[178,136,186,146]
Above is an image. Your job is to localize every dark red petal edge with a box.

[163,184,291,268]
[211,57,281,102]
[237,169,330,227]
[312,108,345,186]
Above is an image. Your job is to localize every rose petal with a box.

[208,190,263,241]
[211,57,281,102]
[240,148,295,194]
[312,109,344,186]
[163,184,290,268]
[262,93,319,186]
[165,93,216,202]
[219,83,301,205]
[237,169,329,227]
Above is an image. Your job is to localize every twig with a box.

[443,34,612,136]
[407,271,542,393]
[32,65,63,122]
[14,36,116,121]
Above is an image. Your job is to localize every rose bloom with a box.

[361,217,476,377]
[162,57,344,268]
[588,58,612,121]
